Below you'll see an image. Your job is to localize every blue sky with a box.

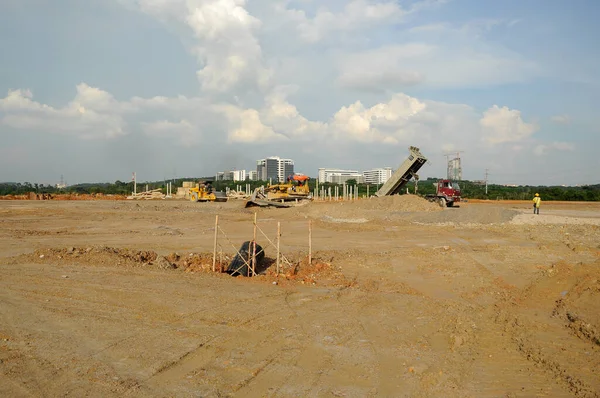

[0,0,598,186]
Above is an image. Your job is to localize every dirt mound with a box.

[23,246,160,268]
[350,195,442,212]
[19,246,352,287]
[407,204,519,225]
[303,195,441,221]
[257,255,351,287]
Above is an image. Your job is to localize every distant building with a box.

[318,168,363,184]
[447,157,462,180]
[256,156,294,183]
[216,170,247,182]
[363,168,392,184]
[248,171,258,181]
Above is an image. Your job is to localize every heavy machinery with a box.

[189,181,228,203]
[375,146,428,197]
[424,179,461,207]
[373,146,461,207]
[245,174,312,208]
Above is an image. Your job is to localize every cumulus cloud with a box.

[3,0,583,184]
[0,84,539,153]
[480,105,538,144]
[219,106,285,143]
[260,87,326,140]
[0,87,126,139]
[130,0,271,93]
[331,94,427,143]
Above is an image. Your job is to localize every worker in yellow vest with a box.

[533,193,541,215]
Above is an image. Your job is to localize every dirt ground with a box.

[1,196,599,397]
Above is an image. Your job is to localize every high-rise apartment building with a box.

[256,156,294,183]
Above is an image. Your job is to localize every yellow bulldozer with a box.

[189,181,228,202]
[245,174,311,208]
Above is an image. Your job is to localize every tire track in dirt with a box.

[492,267,600,398]
[137,290,296,395]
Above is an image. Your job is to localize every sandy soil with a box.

[0,197,599,397]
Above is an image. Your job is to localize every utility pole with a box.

[484,169,489,195]
[132,172,137,195]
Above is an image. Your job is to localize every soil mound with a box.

[304,195,441,221]
[351,194,442,212]
[18,246,352,288]
[407,205,519,225]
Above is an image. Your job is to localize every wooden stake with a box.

[252,212,257,276]
[308,220,312,265]
[276,221,281,275]
[212,215,219,272]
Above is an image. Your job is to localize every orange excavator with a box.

[245,174,312,208]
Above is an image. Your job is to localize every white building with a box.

[318,168,363,184]
[363,167,393,184]
[257,156,294,183]
[216,170,247,182]
[248,171,258,181]
[232,170,246,181]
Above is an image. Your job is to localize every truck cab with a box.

[435,179,461,207]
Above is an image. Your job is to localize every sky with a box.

[0,0,598,186]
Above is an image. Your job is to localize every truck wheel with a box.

[439,197,446,208]
[190,192,199,202]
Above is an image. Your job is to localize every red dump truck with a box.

[425,179,461,207]
[374,146,461,207]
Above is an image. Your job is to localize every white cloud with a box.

[331,93,427,143]
[286,0,407,42]
[130,0,271,93]
[220,106,286,143]
[0,87,126,139]
[1,82,579,183]
[0,89,41,111]
[480,105,538,144]
[4,0,590,184]
[551,114,570,124]
[260,87,326,140]
[534,142,575,156]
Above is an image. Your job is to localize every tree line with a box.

[1,177,599,201]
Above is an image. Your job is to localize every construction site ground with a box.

[1,197,599,397]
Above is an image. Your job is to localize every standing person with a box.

[533,193,541,214]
